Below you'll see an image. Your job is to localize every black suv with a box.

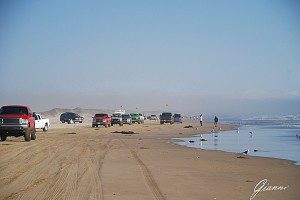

[160,112,174,124]
[60,112,84,124]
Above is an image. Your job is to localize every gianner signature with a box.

[250,179,289,200]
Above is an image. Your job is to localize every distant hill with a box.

[39,108,115,124]
[40,107,114,117]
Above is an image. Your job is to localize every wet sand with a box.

[0,121,299,200]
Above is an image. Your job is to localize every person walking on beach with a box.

[214,116,218,127]
[199,114,203,126]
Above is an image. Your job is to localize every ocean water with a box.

[173,120,300,165]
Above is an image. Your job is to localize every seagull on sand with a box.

[242,149,250,155]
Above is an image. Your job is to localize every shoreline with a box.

[169,128,300,166]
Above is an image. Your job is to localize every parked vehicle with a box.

[92,113,111,128]
[111,110,125,126]
[149,115,158,120]
[160,112,174,124]
[139,113,145,123]
[122,114,132,125]
[35,114,50,131]
[130,113,144,124]
[0,105,36,141]
[173,113,183,123]
[60,112,84,124]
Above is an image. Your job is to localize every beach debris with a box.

[237,155,246,159]
[200,138,207,141]
[112,131,138,134]
[94,129,99,130]
[189,140,195,143]
[140,147,149,149]
[179,133,183,134]
[67,132,77,135]
[184,125,193,128]
[246,180,254,182]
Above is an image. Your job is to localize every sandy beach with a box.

[0,121,299,200]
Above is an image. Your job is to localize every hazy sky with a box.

[1,0,299,116]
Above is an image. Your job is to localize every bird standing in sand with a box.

[242,149,250,155]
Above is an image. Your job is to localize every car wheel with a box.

[24,130,31,142]
[43,124,48,132]
[0,135,7,141]
[119,123,123,126]
[31,130,37,140]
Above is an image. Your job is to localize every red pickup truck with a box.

[0,105,36,141]
[92,113,112,128]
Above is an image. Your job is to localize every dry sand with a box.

[0,121,299,200]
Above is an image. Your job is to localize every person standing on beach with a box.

[199,114,203,126]
[214,116,218,127]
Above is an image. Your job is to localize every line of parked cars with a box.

[0,105,184,142]
[58,110,147,128]
[91,111,145,128]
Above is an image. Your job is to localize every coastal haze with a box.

[1,0,300,116]
[1,1,300,200]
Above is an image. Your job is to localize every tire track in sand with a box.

[121,139,166,200]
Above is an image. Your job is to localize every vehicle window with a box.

[0,107,28,115]
[174,114,181,118]
[162,113,172,116]
[95,114,108,117]
[113,113,121,117]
